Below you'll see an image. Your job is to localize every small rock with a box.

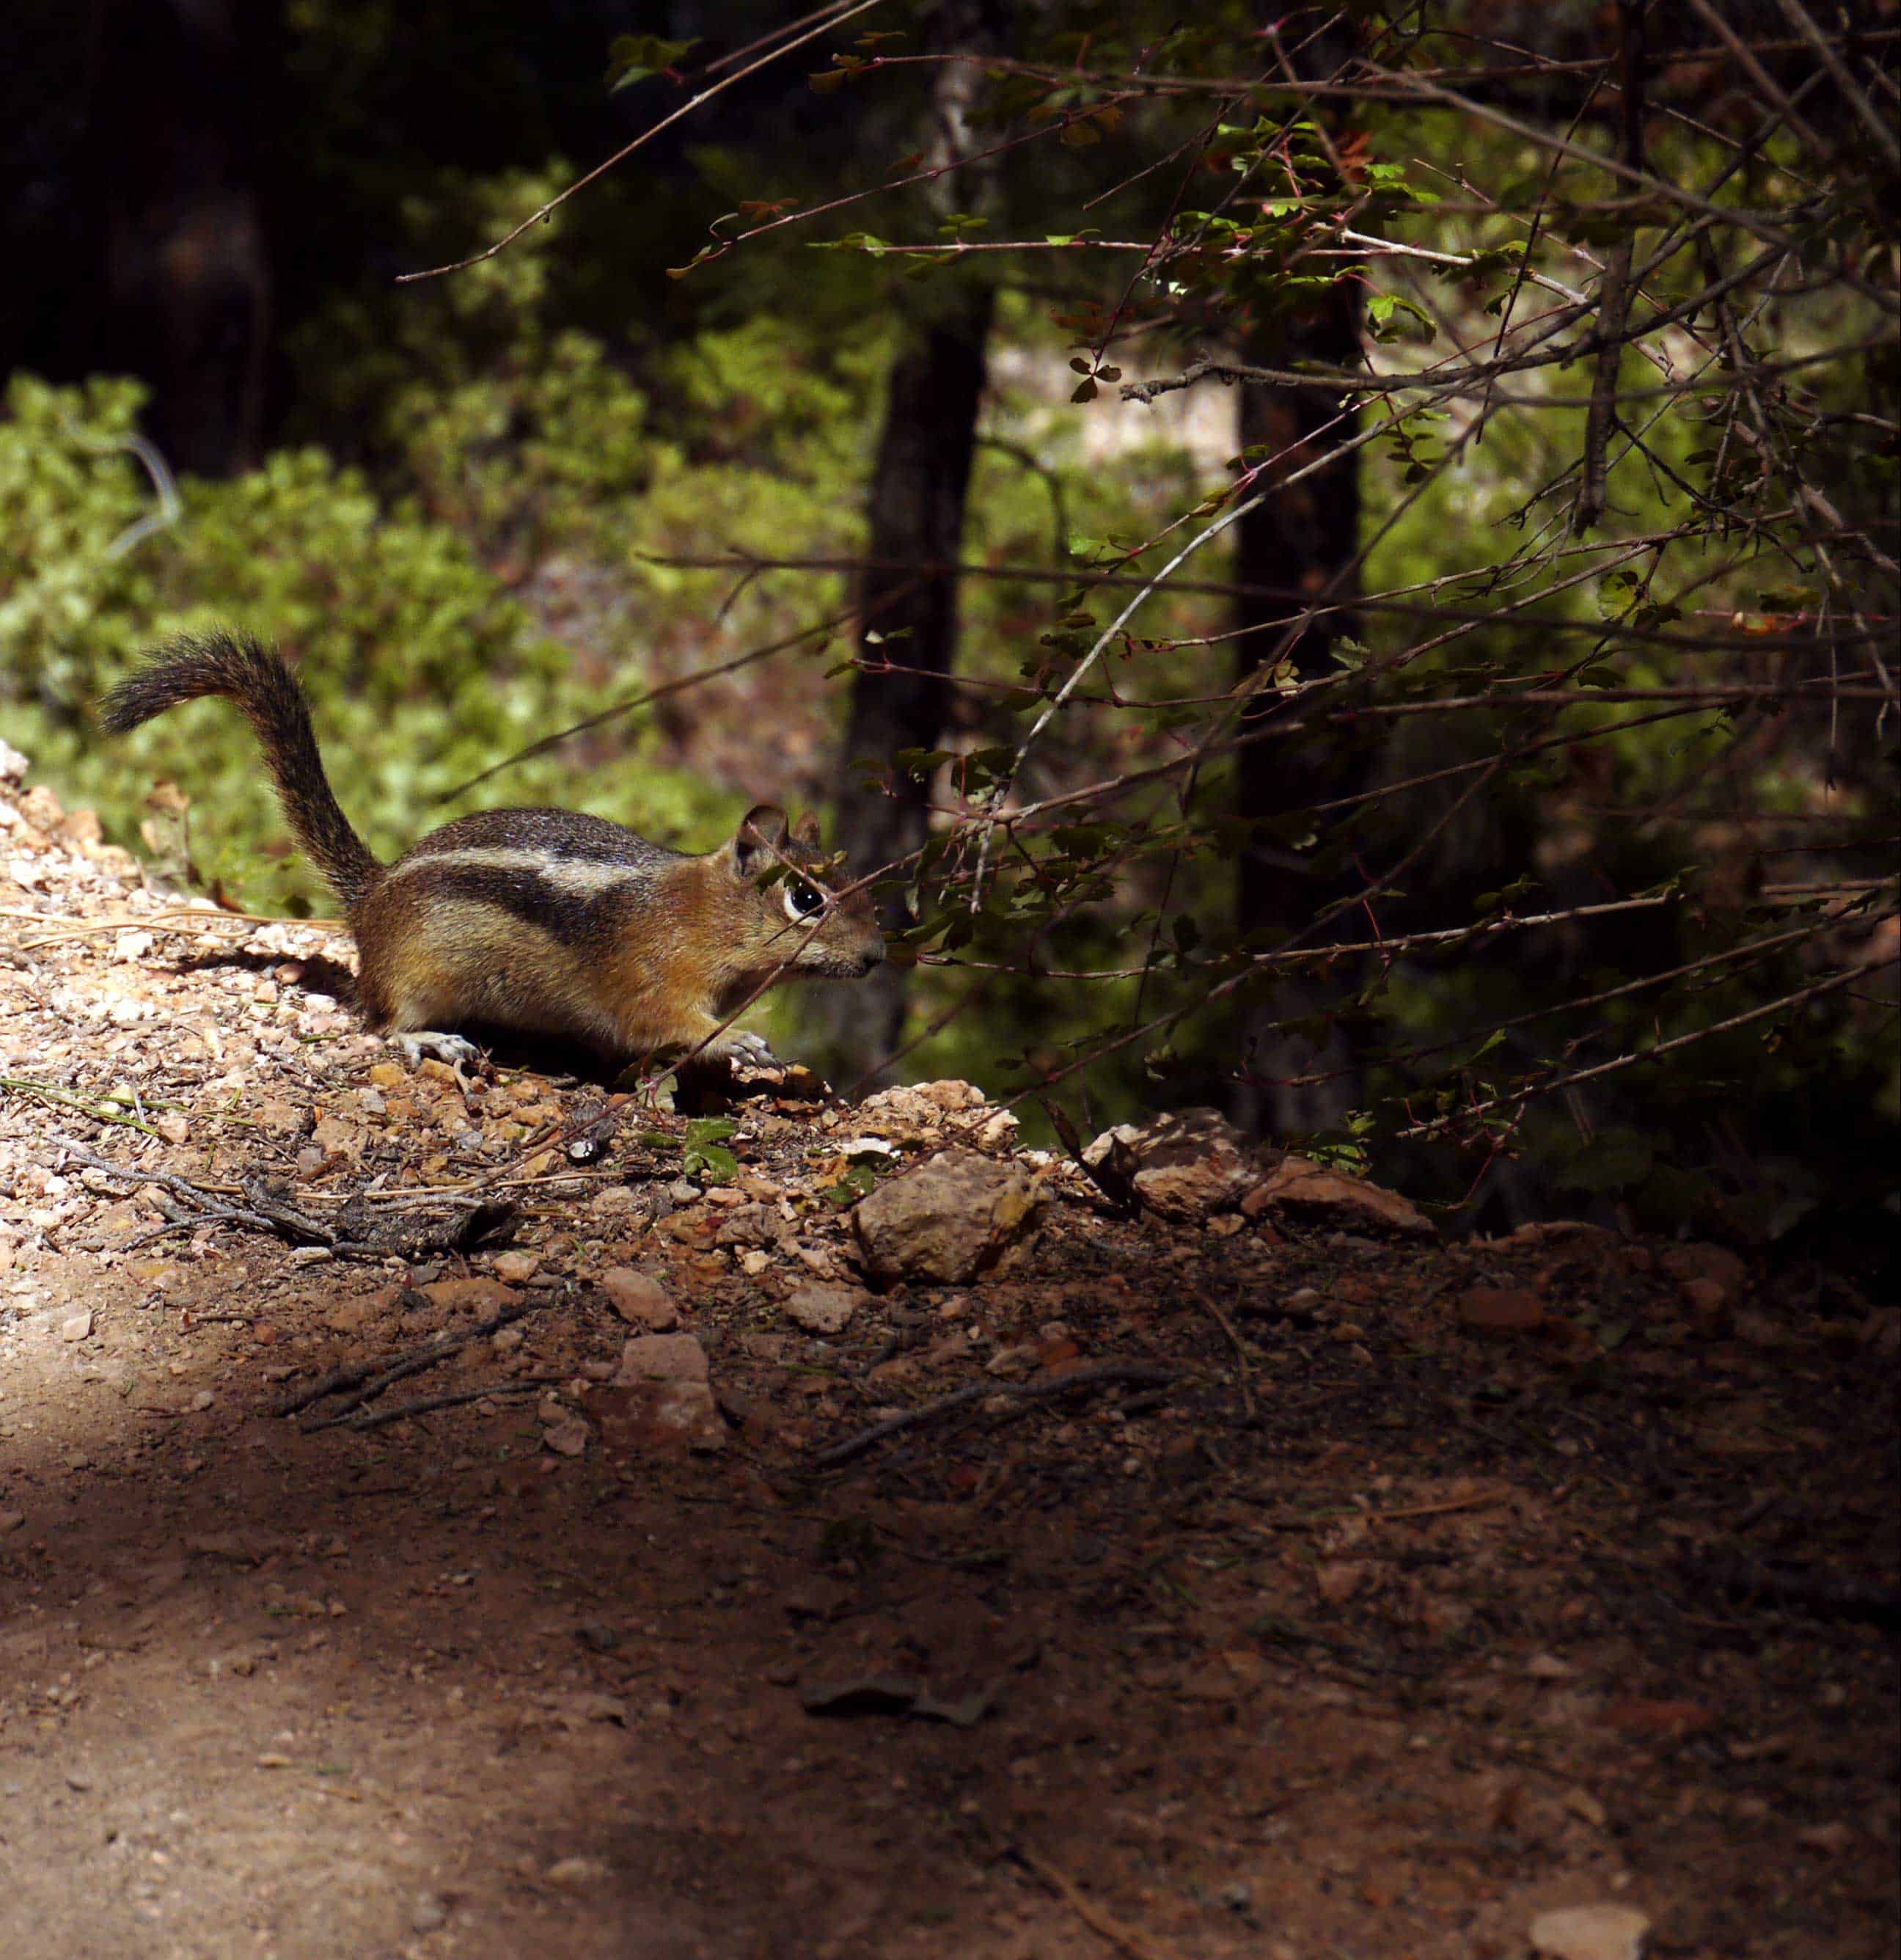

[411,1895,448,1934]
[714,1203,783,1248]
[1660,1242,1747,1314]
[1457,1286,1545,1334]
[1084,1108,1261,1221]
[855,1080,1016,1148]
[783,1284,867,1335]
[0,1512,25,1533]
[1528,1903,1651,1960]
[600,1268,678,1329]
[1600,1697,1712,1738]
[1315,1559,1369,1606]
[541,1407,590,1458]
[65,1770,93,1792]
[418,1278,519,1317]
[544,1857,610,1888]
[1250,1155,1434,1236]
[600,1334,724,1454]
[491,1251,540,1284]
[1796,1821,1856,1854]
[854,1147,1045,1285]
[1730,1306,1784,1349]
[60,1309,93,1343]
[615,1334,708,1385]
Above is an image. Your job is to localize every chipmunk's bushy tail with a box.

[100,631,382,906]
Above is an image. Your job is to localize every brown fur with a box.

[103,635,884,1063]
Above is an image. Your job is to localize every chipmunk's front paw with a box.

[391,1031,484,1075]
[703,1029,780,1072]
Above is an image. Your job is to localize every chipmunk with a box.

[101,632,884,1072]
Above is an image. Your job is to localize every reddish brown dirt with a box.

[1,770,1897,1960]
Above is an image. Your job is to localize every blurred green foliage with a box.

[0,370,730,915]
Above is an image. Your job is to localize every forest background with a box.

[1,0,1894,1250]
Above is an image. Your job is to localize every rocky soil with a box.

[0,747,1896,1960]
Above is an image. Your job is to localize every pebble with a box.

[545,1857,610,1887]
[600,1268,679,1330]
[783,1284,867,1335]
[60,1310,93,1343]
[1529,1904,1652,1960]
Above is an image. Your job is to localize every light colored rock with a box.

[600,1267,678,1329]
[614,1333,707,1385]
[545,1857,611,1887]
[1528,1903,1651,1960]
[854,1080,1018,1148]
[491,1251,540,1284]
[540,1404,590,1458]
[1083,1108,1264,1221]
[603,1333,723,1453]
[854,1148,1046,1285]
[783,1284,867,1335]
[60,1309,93,1343]
[1248,1155,1434,1237]
[417,1278,519,1317]
[714,1203,783,1248]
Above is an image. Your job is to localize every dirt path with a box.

[1,764,1896,1960]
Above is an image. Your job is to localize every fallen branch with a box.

[1196,1292,1256,1422]
[330,1377,565,1433]
[1012,1846,1190,1960]
[276,1299,545,1422]
[807,1363,1188,1469]
[51,1131,513,1263]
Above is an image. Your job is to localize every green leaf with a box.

[607,34,698,91]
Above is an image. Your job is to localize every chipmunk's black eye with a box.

[784,880,826,920]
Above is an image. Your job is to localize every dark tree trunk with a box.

[806,2,1003,1083]
[1227,281,1366,1138]
[819,283,995,1067]
[1,0,277,477]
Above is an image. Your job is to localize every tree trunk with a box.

[1,0,278,478]
[1226,53,1368,1138]
[805,2,1002,1084]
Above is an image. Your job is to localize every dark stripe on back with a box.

[417,863,639,949]
[404,809,684,869]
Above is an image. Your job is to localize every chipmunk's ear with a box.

[791,809,821,846]
[733,804,789,877]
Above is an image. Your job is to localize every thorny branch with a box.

[415,6,1896,1174]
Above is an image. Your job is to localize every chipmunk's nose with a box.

[859,939,887,973]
